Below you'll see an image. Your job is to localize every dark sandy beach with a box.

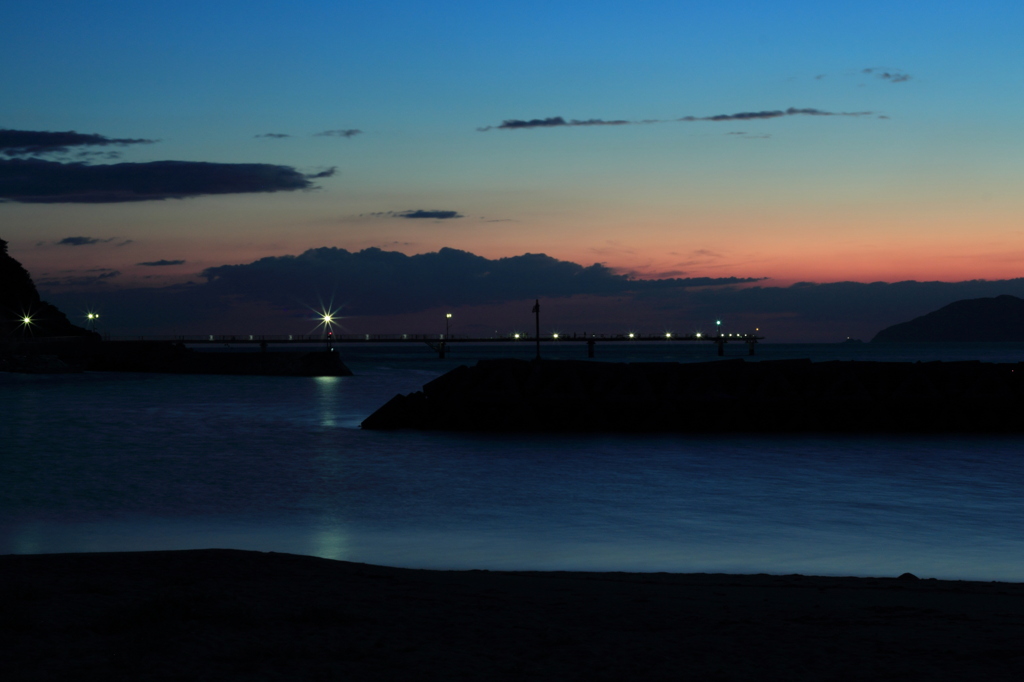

[2,550,1023,680]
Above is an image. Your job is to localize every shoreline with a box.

[4,549,1023,680]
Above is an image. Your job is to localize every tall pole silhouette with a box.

[532,299,540,359]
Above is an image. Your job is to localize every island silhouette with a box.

[873,294,1024,342]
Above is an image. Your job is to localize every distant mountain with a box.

[872,295,1024,342]
[1,237,94,339]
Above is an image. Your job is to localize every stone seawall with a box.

[362,357,1024,432]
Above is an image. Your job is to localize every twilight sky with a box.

[3,1,1024,341]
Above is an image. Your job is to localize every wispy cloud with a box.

[681,107,872,121]
[36,270,121,287]
[138,259,186,266]
[314,129,362,138]
[255,133,291,138]
[479,107,874,131]
[57,236,114,246]
[863,67,911,83]
[364,209,465,220]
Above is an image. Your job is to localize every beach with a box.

[3,549,1023,681]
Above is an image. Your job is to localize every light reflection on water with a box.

[3,342,1024,580]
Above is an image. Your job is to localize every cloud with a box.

[477,116,632,131]
[0,129,155,157]
[364,209,465,220]
[314,129,362,138]
[36,270,121,287]
[863,68,911,83]
[138,259,186,266]
[0,158,332,203]
[57,236,114,246]
[305,167,337,179]
[399,210,463,220]
[680,107,872,121]
[480,107,873,131]
[41,247,1024,343]
[255,133,291,138]
[42,246,758,332]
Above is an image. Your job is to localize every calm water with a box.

[3,342,1024,581]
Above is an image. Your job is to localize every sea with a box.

[3,340,1024,581]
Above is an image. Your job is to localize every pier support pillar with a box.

[587,339,595,358]
[717,338,725,356]
[438,341,446,359]
[747,339,757,356]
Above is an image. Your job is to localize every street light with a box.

[321,313,334,350]
[445,312,452,339]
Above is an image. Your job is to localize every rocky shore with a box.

[362,357,1024,432]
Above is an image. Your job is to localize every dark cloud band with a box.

[0,158,334,203]
[0,129,155,156]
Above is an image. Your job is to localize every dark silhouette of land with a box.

[2,549,1022,681]
[873,295,1024,342]
[1,238,350,376]
[363,357,1024,432]
[0,237,96,340]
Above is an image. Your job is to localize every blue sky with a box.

[3,1,1024,339]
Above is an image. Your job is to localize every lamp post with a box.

[531,299,540,360]
[322,313,333,351]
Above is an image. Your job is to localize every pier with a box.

[105,332,766,357]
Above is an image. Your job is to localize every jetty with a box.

[362,357,1024,432]
[106,331,765,358]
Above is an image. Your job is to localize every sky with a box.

[3,0,1024,341]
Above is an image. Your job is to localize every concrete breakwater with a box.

[362,357,1024,432]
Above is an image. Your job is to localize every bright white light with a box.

[21,316,31,325]
[628,333,635,339]
[552,333,559,339]
[665,332,671,338]
[716,320,721,325]
[322,314,333,324]
[446,313,452,319]
[514,333,520,339]
[696,333,702,338]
